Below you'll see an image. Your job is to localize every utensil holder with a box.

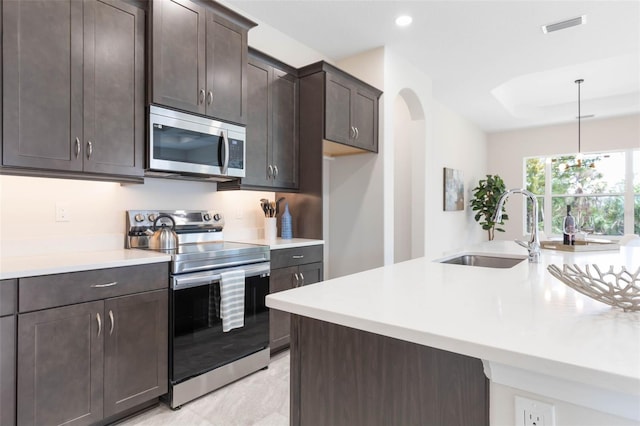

[264,217,277,241]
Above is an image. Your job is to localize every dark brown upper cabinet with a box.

[151,0,256,125]
[2,0,145,181]
[299,61,382,155]
[219,49,298,191]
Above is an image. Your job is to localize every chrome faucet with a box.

[493,188,541,263]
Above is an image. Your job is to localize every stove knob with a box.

[134,213,145,223]
[203,213,212,221]
[213,213,221,222]
[148,213,157,222]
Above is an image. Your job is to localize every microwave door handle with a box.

[221,131,230,175]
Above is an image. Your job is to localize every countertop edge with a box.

[0,250,171,279]
[232,238,324,250]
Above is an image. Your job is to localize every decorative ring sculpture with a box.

[547,264,640,312]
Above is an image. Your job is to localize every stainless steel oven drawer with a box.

[19,263,169,313]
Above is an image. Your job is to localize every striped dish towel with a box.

[219,269,245,332]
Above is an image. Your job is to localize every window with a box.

[525,150,639,237]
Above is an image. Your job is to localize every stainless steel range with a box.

[126,210,270,409]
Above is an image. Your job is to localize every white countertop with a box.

[233,238,324,250]
[266,241,640,399]
[0,249,171,279]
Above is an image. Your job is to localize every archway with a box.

[394,88,426,263]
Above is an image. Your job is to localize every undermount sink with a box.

[438,254,527,269]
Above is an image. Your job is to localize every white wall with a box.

[382,50,488,263]
[488,114,640,240]
[431,100,489,251]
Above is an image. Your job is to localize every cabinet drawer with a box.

[270,245,323,269]
[0,279,17,316]
[19,263,169,313]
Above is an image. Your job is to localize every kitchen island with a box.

[265,241,640,426]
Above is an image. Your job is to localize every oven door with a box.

[170,262,269,384]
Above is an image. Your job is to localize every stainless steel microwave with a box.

[148,105,245,178]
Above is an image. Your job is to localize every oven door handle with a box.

[172,262,270,290]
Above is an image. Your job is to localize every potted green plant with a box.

[470,174,508,241]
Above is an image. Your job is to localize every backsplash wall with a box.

[0,175,273,257]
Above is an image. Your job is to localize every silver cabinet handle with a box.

[86,141,93,159]
[207,91,213,105]
[221,131,230,174]
[354,127,359,139]
[292,255,304,259]
[273,165,278,178]
[350,126,355,139]
[268,165,273,178]
[74,137,80,158]
[90,281,118,288]
[108,310,114,335]
[299,272,305,286]
[292,272,299,287]
[96,313,102,337]
[199,89,205,104]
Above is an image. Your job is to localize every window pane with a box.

[552,196,625,236]
[551,153,626,195]
[525,158,545,195]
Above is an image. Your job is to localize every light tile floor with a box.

[118,351,290,426]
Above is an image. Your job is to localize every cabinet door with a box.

[298,262,323,286]
[0,316,16,426]
[83,0,144,177]
[152,0,206,114]
[18,301,104,426]
[271,68,298,189]
[243,56,271,187]
[104,290,168,417]
[269,266,298,352]
[2,0,83,171]
[324,72,353,145]
[352,88,378,152]
[206,10,248,124]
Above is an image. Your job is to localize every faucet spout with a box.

[493,188,541,263]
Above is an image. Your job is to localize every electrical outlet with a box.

[235,208,244,219]
[515,396,555,426]
[55,202,71,222]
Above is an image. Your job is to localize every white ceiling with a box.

[228,0,640,132]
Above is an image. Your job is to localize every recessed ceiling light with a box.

[395,15,412,27]
[541,15,586,33]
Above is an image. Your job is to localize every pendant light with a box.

[559,78,594,170]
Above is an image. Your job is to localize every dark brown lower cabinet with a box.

[269,256,323,354]
[290,315,489,426]
[17,290,168,426]
[18,301,104,426]
[104,290,168,417]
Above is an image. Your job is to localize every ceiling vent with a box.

[542,15,586,34]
